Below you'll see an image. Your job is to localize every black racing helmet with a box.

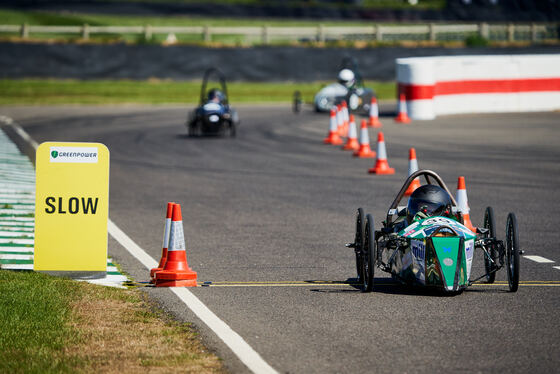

[207,88,225,103]
[406,184,453,223]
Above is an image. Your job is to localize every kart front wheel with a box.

[354,208,365,285]
[505,213,520,292]
[362,214,376,293]
[483,206,497,284]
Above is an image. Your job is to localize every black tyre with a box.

[362,214,376,293]
[188,121,199,137]
[354,208,365,285]
[293,91,302,113]
[506,213,520,292]
[229,122,236,137]
[483,206,497,284]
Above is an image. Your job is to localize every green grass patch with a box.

[0,270,224,373]
[0,271,83,373]
[0,2,445,27]
[0,79,396,105]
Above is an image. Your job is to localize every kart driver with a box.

[207,88,225,104]
[406,185,453,225]
[337,68,356,90]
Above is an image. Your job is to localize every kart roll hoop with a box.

[386,169,457,226]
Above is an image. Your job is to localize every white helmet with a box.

[338,69,355,88]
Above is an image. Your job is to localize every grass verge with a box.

[0,79,396,105]
[0,270,224,373]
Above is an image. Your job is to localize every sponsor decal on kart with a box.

[203,102,222,111]
[418,217,475,239]
[411,240,425,261]
[411,239,425,283]
[402,251,413,270]
[465,239,474,281]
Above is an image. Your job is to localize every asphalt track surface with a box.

[2,104,559,373]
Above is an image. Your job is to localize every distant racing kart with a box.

[347,170,521,294]
[310,57,375,114]
[186,68,239,137]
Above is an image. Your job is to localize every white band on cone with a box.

[408,159,418,176]
[163,217,172,249]
[456,190,470,214]
[330,115,338,132]
[168,220,186,251]
[377,141,387,159]
[369,103,379,118]
[348,121,357,139]
[359,127,370,145]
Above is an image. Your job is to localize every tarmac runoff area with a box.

[0,104,559,374]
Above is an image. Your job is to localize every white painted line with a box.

[0,247,34,253]
[524,255,555,264]
[0,217,34,222]
[0,254,33,260]
[1,263,33,270]
[8,120,39,150]
[108,219,278,374]
[0,231,34,237]
[0,238,34,245]
[108,220,158,269]
[553,266,560,271]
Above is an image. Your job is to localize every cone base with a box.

[353,150,376,158]
[156,269,197,280]
[369,118,382,128]
[342,140,360,151]
[155,278,198,287]
[323,135,343,145]
[462,214,476,232]
[150,267,163,283]
[394,114,411,123]
[368,161,395,174]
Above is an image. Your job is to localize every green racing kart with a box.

[348,169,521,293]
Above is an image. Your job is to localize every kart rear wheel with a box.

[483,206,497,284]
[362,214,376,293]
[229,122,236,137]
[354,208,365,285]
[505,213,520,292]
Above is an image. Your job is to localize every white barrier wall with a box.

[396,54,560,120]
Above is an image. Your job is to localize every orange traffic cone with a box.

[404,148,421,196]
[323,108,343,145]
[368,132,395,174]
[336,105,346,137]
[341,100,350,136]
[456,176,476,232]
[395,93,411,124]
[150,202,174,283]
[342,114,360,151]
[368,97,382,128]
[353,120,376,158]
[155,203,198,287]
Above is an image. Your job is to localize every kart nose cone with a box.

[430,237,467,291]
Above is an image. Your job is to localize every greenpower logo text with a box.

[49,146,98,164]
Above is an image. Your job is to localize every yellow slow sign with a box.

[34,142,109,273]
